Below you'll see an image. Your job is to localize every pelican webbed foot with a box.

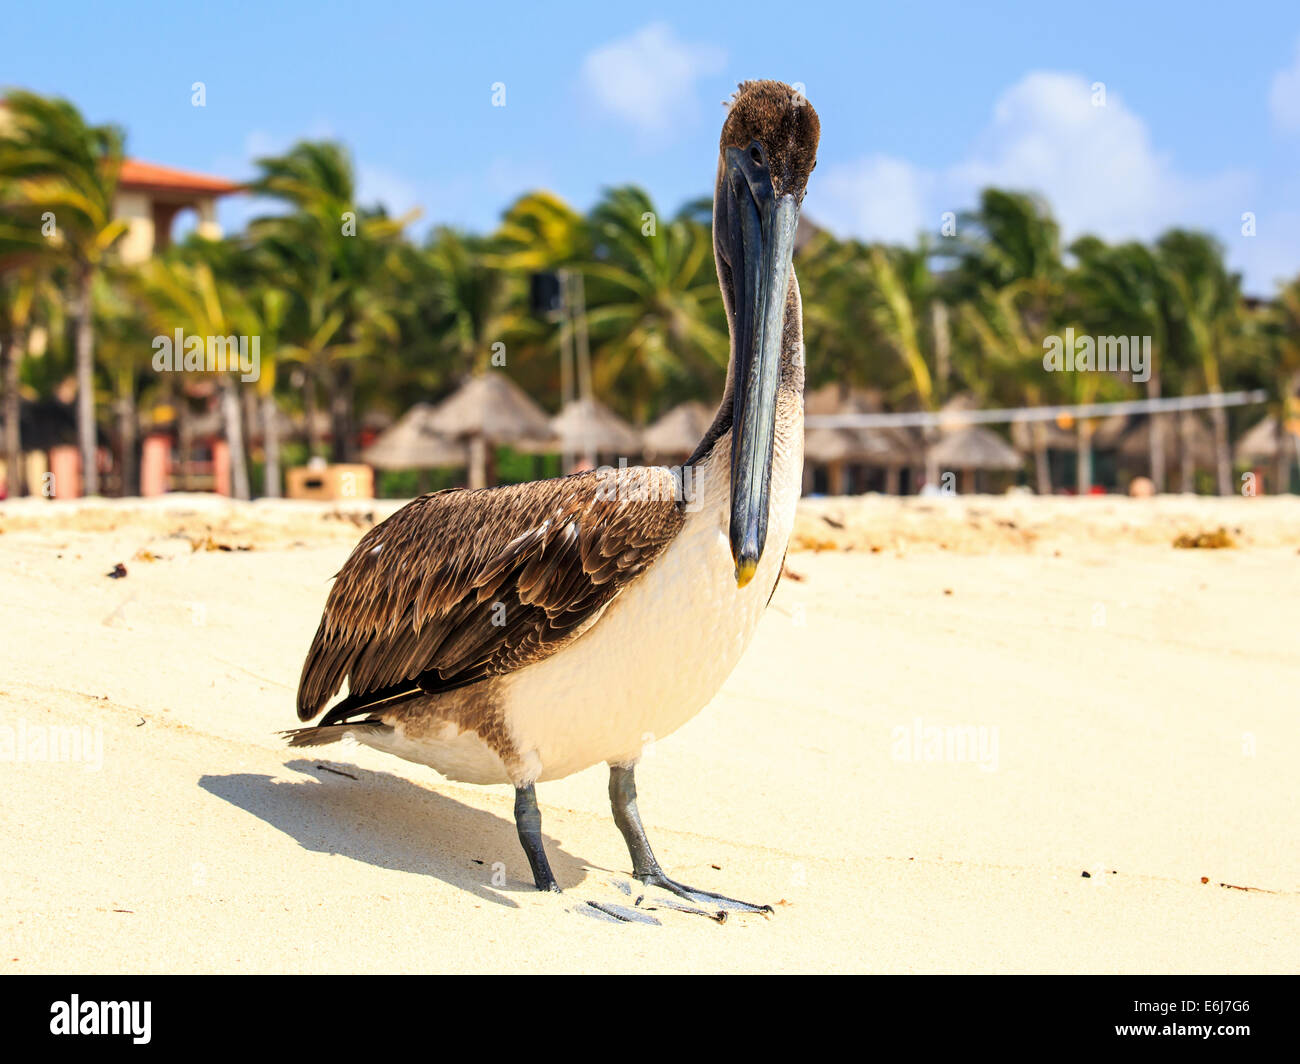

[607,763,773,919]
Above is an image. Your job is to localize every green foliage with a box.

[2,88,1298,500]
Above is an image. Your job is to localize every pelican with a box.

[288,81,820,914]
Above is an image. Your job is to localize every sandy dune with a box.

[1,493,1296,973]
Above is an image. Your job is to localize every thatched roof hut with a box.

[1117,413,1216,467]
[802,384,921,494]
[427,373,557,488]
[642,401,713,460]
[1235,415,1293,462]
[542,397,640,459]
[803,427,864,465]
[427,373,555,444]
[804,383,885,417]
[361,403,464,470]
[1234,414,1297,494]
[927,426,1022,471]
[803,423,915,466]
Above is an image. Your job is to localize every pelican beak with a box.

[720,146,799,588]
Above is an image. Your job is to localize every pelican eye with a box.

[749,144,764,166]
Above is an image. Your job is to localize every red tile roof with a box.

[118,158,243,196]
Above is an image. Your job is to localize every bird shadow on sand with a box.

[198,759,590,908]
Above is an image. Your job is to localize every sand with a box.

[1,492,1296,973]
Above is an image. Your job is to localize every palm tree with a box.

[244,286,289,496]
[0,91,128,494]
[1156,230,1243,495]
[951,190,1068,493]
[494,191,589,270]
[857,243,953,485]
[93,266,155,496]
[948,188,1065,298]
[578,186,728,422]
[134,258,254,499]
[1069,237,1171,490]
[248,141,412,462]
[797,232,876,392]
[488,192,590,407]
[0,264,39,495]
[422,227,512,373]
[961,282,1065,493]
[1262,278,1300,493]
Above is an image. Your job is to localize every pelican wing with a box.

[296,467,687,722]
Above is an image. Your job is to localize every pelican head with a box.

[713,80,820,587]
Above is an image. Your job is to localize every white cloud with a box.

[580,22,725,137]
[817,155,931,244]
[1269,38,1300,133]
[815,71,1252,272]
[947,72,1247,241]
[357,163,421,217]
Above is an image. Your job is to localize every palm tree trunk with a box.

[261,393,282,498]
[220,376,250,500]
[1076,422,1092,494]
[177,388,192,492]
[1146,374,1165,492]
[1032,422,1052,495]
[3,330,25,498]
[468,434,487,490]
[303,369,321,459]
[1275,415,1291,495]
[329,363,355,462]
[1276,372,1299,494]
[241,386,257,482]
[923,425,940,490]
[114,370,137,497]
[1209,403,1231,495]
[75,266,98,495]
[1178,412,1195,492]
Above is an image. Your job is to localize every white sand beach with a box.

[1,493,1296,973]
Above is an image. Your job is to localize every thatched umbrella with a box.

[928,425,1021,493]
[642,401,713,462]
[1235,414,1297,494]
[1118,414,1215,492]
[361,403,465,471]
[427,373,557,489]
[804,382,885,416]
[1235,415,1286,461]
[537,397,640,467]
[803,423,916,494]
[803,385,919,494]
[929,426,1021,470]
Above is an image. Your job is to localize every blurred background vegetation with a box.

[2,90,1298,499]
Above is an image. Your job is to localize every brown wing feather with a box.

[296,467,686,721]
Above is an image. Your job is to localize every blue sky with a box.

[7,1,1300,294]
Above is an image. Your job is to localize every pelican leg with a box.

[608,764,772,916]
[514,784,561,892]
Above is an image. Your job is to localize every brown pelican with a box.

[288,81,819,914]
